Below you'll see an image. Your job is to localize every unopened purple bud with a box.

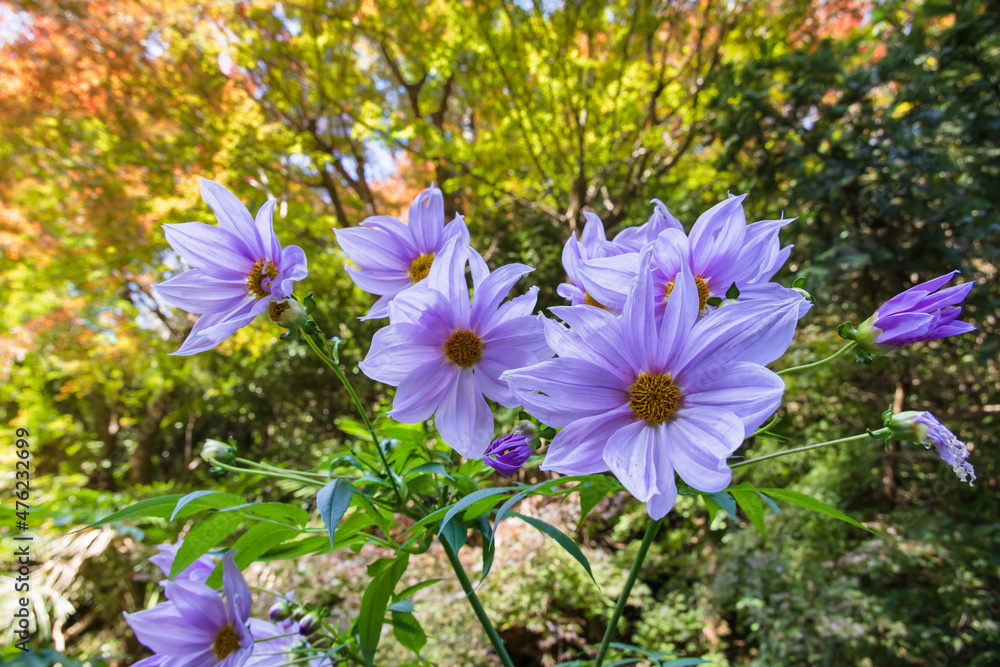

[484,430,533,476]
[269,601,291,621]
[298,612,318,636]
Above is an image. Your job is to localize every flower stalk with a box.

[732,429,890,469]
[594,517,663,667]
[440,537,515,667]
[776,341,855,376]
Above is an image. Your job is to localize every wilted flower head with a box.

[578,195,805,318]
[148,540,216,586]
[558,202,682,308]
[504,251,801,519]
[854,271,975,355]
[153,179,308,356]
[360,238,551,458]
[125,552,253,667]
[887,411,976,486]
[333,185,470,319]
[484,425,535,476]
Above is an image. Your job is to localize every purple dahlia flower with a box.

[148,540,215,586]
[887,411,976,485]
[855,271,975,353]
[558,201,681,308]
[333,184,470,320]
[484,431,534,476]
[153,179,308,356]
[578,195,804,318]
[359,238,552,458]
[503,251,802,519]
[124,551,254,667]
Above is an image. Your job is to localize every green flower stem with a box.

[776,341,855,376]
[594,517,663,667]
[440,538,515,667]
[210,459,328,487]
[731,429,890,469]
[301,325,403,505]
[235,457,329,480]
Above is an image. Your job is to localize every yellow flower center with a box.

[629,372,681,423]
[408,253,435,283]
[268,300,290,322]
[664,276,711,312]
[444,330,483,367]
[247,259,279,298]
[584,292,607,310]
[213,624,240,659]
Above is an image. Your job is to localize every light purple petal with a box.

[556,281,586,305]
[502,358,629,427]
[470,262,533,333]
[386,285,456,337]
[688,194,747,276]
[272,244,308,298]
[407,185,445,253]
[577,253,638,311]
[620,250,657,372]
[875,312,935,343]
[879,270,959,313]
[911,281,975,312]
[603,421,677,519]
[200,178,263,257]
[546,306,633,383]
[390,357,456,423]
[153,270,249,314]
[581,211,608,245]
[163,579,227,632]
[666,409,743,491]
[434,369,493,458]
[540,406,635,474]
[222,551,252,623]
[198,297,269,340]
[253,199,281,261]
[482,313,551,363]
[345,266,412,296]
[655,264,698,370]
[675,298,800,377]
[652,228,690,281]
[681,362,784,434]
[359,215,419,255]
[123,605,213,653]
[425,236,470,327]
[333,225,413,272]
[360,323,443,384]
[163,222,255,279]
[474,345,538,407]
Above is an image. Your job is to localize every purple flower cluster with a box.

[126,545,331,667]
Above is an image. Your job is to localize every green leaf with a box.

[404,462,453,481]
[206,522,299,587]
[730,484,766,536]
[472,516,495,582]
[88,494,184,528]
[703,494,723,524]
[170,491,246,521]
[757,487,875,533]
[356,555,409,666]
[387,600,414,613]
[437,487,512,544]
[170,511,243,577]
[316,479,356,548]
[218,501,309,527]
[578,484,605,526]
[705,491,738,521]
[440,518,467,553]
[509,511,598,587]
[391,610,427,654]
[393,578,441,602]
[725,281,740,300]
[260,535,332,560]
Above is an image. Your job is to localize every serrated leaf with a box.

[356,556,409,666]
[758,487,874,533]
[509,512,598,587]
[170,511,243,577]
[316,479,356,548]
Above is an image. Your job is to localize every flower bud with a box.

[268,298,308,330]
[200,439,235,465]
[484,430,533,476]
[269,601,291,621]
[298,612,319,636]
[885,410,976,486]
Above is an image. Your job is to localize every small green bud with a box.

[201,439,235,464]
[885,411,931,443]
